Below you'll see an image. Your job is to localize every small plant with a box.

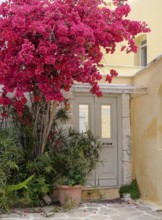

[129,179,141,200]
[55,129,101,186]
[119,184,130,198]
[55,129,101,207]
[119,179,140,200]
[63,194,78,210]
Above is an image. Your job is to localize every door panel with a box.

[73,94,118,187]
[96,97,118,187]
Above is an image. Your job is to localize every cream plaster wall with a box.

[102,46,135,67]
[132,57,162,205]
[128,0,162,64]
[101,76,133,85]
[99,0,162,205]
[99,65,140,84]
[102,0,162,75]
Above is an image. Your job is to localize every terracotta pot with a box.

[56,184,82,207]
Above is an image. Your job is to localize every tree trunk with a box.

[30,96,58,156]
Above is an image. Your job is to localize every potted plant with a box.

[53,129,101,207]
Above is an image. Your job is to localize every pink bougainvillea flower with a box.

[0,0,150,115]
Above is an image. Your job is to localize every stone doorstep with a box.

[81,188,120,201]
[51,188,120,202]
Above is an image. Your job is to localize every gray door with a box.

[73,93,119,187]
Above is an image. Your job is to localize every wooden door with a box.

[73,94,119,187]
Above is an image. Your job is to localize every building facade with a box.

[69,0,162,206]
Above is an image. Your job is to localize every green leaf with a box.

[6,175,34,194]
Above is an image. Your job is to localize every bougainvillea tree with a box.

[0,0,150,156]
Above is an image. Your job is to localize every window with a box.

[134,35,147,67]
[101,105,111,138]
[140,39,147,66]
[79,104,89,132]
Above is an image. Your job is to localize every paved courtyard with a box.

[1,200,162,220]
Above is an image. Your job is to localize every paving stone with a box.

[50,213,68,217]
[98,209,117,215]
[86,207,99,212]
[137,206,152,212]
[117,207,137,212]
[107,204,126,208]
[1,201,162,220]
[147,211,162,218]
[89,216,110,220]
[67,212,92,217]
[84,203,103,208]
[0,218,45,220]
[118,211,143,218]
[0,219,20,220]
[110,216,124,220]
[50,218,69,220]
[55,217,83,220]
[80,218,90,220]
[132,214,157,220]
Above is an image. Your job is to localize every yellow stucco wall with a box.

[132,57,162,205]
[101,75,133,85]
[128,0,162,64]
[99,0,162,206]
[102,0,162,72]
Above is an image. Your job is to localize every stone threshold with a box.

[81,187,119,201]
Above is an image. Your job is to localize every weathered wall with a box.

[121,94,131,184]
[132,56,162,205]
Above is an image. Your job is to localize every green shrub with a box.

[119,184,130,198]
[0,128,24,190]
[0,125,100,209]
[0,128,34,211]
[119,179,140,200]
[0,175,34,211]
[129,179,140,200]
[52,129,101,186]
[24,151,58,205]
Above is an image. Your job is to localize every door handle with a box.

[102,142,113,145]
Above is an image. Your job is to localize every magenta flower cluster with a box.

[0,0,150,114]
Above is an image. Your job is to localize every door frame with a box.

[72,91,123,187]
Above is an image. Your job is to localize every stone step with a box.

[81,187,120,201]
